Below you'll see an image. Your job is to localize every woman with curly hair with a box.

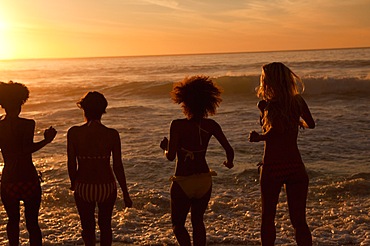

[67,91,132,246]
[160,75,234,246]
[0,81,57,246]
[249,62,315,246]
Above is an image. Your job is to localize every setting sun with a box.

[0,2,369,245]
[0,21,12,60]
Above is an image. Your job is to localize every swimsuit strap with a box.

[87,120,101,126]
[181,147,206,161]
[196,119,209,145]
[198,126,209,134]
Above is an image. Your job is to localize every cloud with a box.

[137,0,181,10]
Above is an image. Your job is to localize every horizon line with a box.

[1,46,369,62]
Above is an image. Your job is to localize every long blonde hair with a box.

[257,62,304,132]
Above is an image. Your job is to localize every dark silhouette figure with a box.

[0,81,57,246]
[249,62,315,246]
[160,76,234,246]
[67,91,132,246]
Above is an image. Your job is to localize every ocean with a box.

[0,48,369,245]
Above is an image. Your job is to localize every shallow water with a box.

[0,48,370,245]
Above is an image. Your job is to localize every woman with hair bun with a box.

[0,81,57,246]
[67,91,132,246]
[160,75,234,246]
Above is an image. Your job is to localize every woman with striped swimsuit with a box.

[67,91,132,246]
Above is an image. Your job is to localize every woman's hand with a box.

[160,137,168,150]
[69,182,75,191]
[123,194,133,208]
[223,161,234,169]
[44,126,57,143]
[257,100,267,113]
[248,130,260,142]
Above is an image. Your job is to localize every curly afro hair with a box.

[171,75,222,119]
[0,81,30,109]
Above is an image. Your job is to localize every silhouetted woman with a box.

[160,75,234,246]
[67,91,132,246]
[0,81,57,246]
[249,62,315,246]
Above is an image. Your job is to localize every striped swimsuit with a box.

[74,182,116,203]
[75,155,117,203]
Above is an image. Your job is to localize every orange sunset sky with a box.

[0,0,369,60]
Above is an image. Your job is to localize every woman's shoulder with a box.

[201,118,222,133]
[170,118,187,127]
[293,94,308,107]
[67,124,85,136]
[172,118,187,123]
[105,126,119,135]
[202,118,218,125]
[294,94,304,100]
[68,124,82,131]
[13,117,34,124]
[17,118,35,128]
[202,118,217,124]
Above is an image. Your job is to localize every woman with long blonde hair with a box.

[249,62,315,246]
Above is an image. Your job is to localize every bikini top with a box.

[77,155,110,160]
[180,119,209,162]
[181,147,206,162]
[77,120,110,160]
